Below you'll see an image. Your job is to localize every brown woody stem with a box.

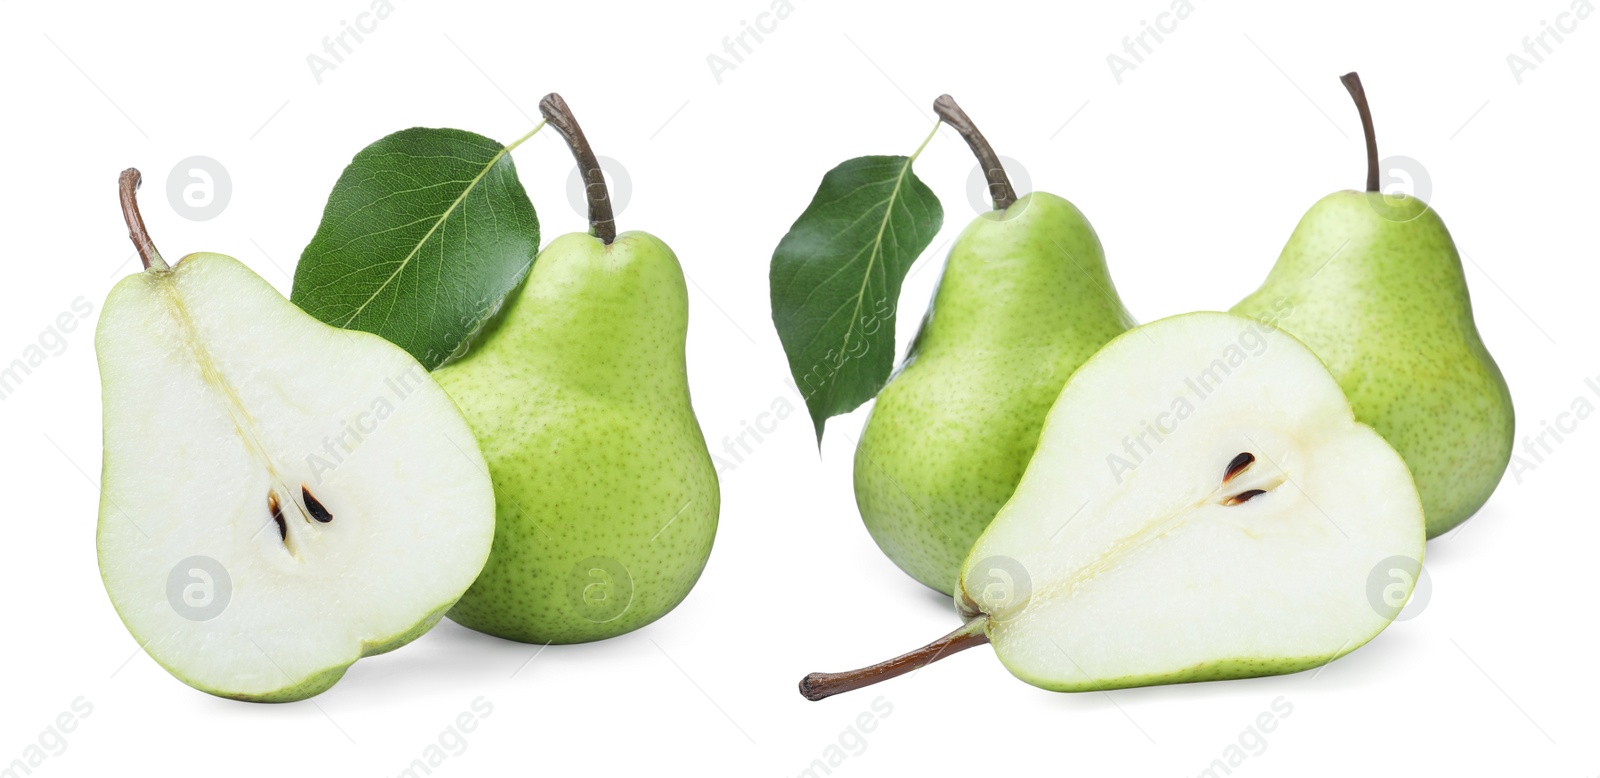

[539,93,617,244]
[1340,72,1380,193]
[799,617,990,701]
[119,168,168,271]
[933,94,1016,211]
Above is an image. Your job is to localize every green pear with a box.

[853,96,1134,595]
[98,171,494,702]
[436,95,719,644]
[1233,73,1513,537]
[803,313,1425,700]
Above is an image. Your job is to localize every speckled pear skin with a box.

[436,231,719,644]
[1233,191,1513,537]
[854,192,1135,595]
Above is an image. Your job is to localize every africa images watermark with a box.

[1506,0,1593,84]
[393,697,494,778]
[711,394,800,475]
[706,0,802,84]
[790,695,894,778]
[1507,373,1600,484]
[1191,696,1293,778]
[1105,299,1294,484]
[304,360,434,484]
[0,297,94,403]
[1106,0,1207,84]
[2,697,93,778]
[306,0,403,84]
[796,295,895,403]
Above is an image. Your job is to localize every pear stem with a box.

[799,616,990,701]
[1340,72,1380,193]
[933,95,1017,211]
[119,168,168,271]
[539,93,617,245]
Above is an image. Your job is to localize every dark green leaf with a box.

[291,127,539,369]
[770,155,943,441]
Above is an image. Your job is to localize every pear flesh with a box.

[97,254,496,702]
[437,231,720,644]
[855,191,1134,596]
[1233,192,1513,536]
[960,312,1425,691]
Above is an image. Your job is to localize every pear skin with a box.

[854,192,1134,594]
[437,231,720,643]
[1235,191,1512,536]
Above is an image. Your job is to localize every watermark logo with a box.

[166,156,231,221]
[967,157,1031,217]
[965,556,1032,622]
[1367,155,1432,223]
[167,556,232,622]
[567,557,633,623]
[1366,555,1430,621]
[565,156,632,221]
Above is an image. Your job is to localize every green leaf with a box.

[291,127,540,369]
[770,155,944,441]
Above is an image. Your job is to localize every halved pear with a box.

[96,170,495,702]
[801,312,1425,699]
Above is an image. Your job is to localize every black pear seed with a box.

[1224,489,1267,506]
[268,492,287,542]
[302,487,334,523]
[1223,452,1255,483]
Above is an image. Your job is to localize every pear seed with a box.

[1223,452,1255,483]
[268,492,287,542]
[302,487,333,523]
[1224,489,1267,506]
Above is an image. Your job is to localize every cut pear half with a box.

[802,312,1425,699]
[96,171,495,702]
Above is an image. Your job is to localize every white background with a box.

[1,0,1594,775]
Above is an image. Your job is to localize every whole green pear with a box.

[1233,73,1512,537]
[855,190,1135,595]
[1233,192,1511,536]
[436,230,720,643]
